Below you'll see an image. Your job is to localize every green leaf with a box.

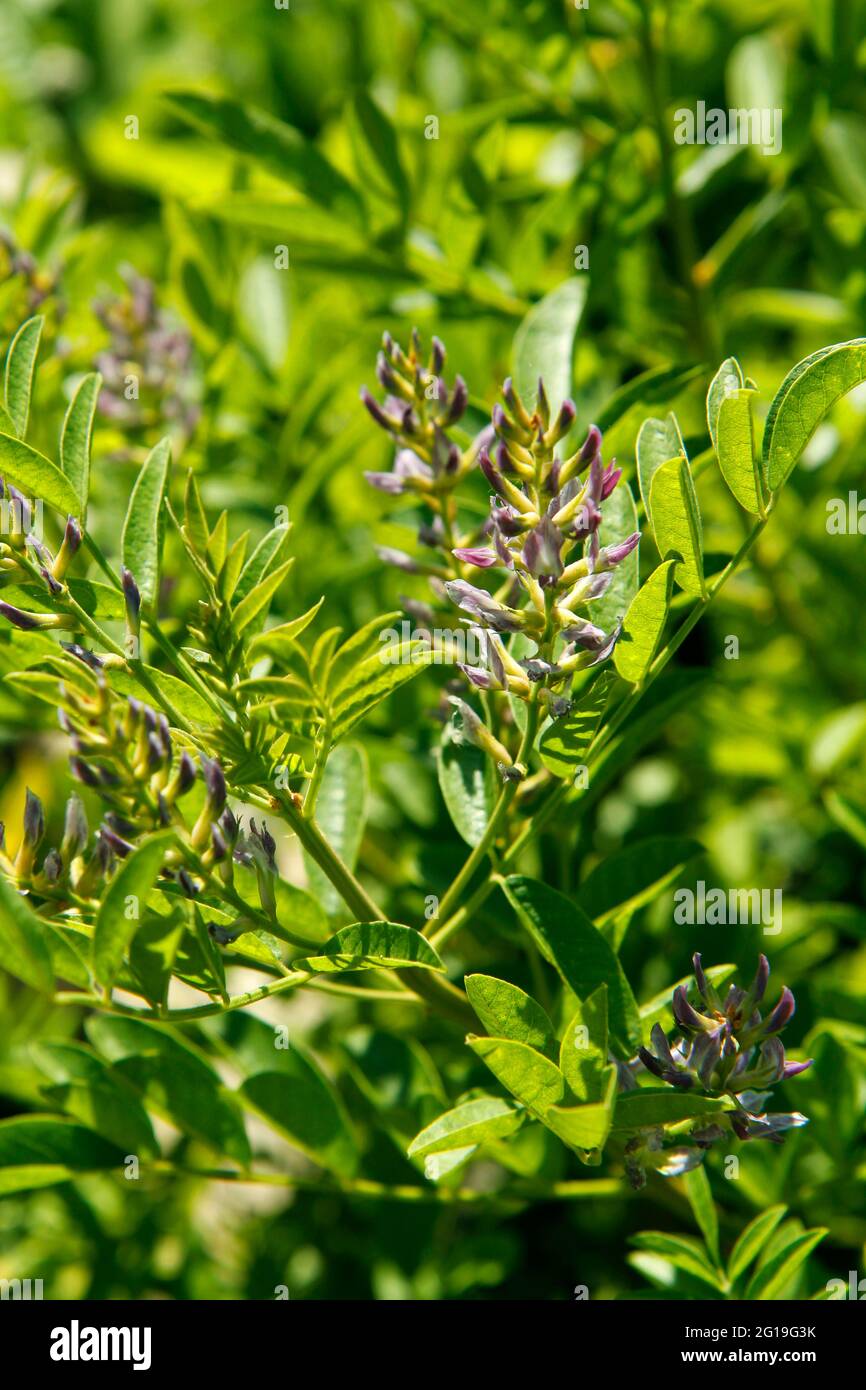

[716,389,764,514]
[408,1097,523,1158]
[613,1089,735,1130]
[165,90,364,227]
[764,338,866,490]
[121,437,171,608]
[346,92,410,219]
[630,1231,725,1291]
[273,878,329,944]
[231,557,294,636]
[327,612,400,694]
[543,1067,618,1150]
[513,278,587,410]
[295,922,444,974]
[614,558,677,684]
[60,372,101,518]
[744,1228,827,1301]
[592,481,639,634]
[0,875,54,992]
[304,743,367,915]
[4,315,43,437]
[684,1165,720,1266]
[538,672,612,778]
[706,356,744,452]
[32,1041,158,1158]
[649,455,705,598]
[465,974,556,1054]
[105,663,218,726]
[560,985,608,1100]
[437,714,497,845]
[637,412,686,524]
[241,1050,358,1176]
[727,1205,787,1283]
[595,364,704,434]
[467,1035,565,1115]
[183,471,209,553]
[92,831,175,987]
[86,1014,250,1164]
[331,643,433,741]
[0,1115,125,1194]
[0,434,81,515]
[247,598,324,661]
[579,835,704,925]
[128,908,187,1008]
[234,524,291,609]
[4,577,124,621]
[502,876,641,1055]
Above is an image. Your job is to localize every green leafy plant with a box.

[0,302,858,1300]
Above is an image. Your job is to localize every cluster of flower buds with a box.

[361,335,639,732]
[0,232,60,334]
[93,264,199,442]
[361,329,471,496]
[0,503,83,633]
[446,378,637,702]
[621,955,812,1187]
[0,787,100,898]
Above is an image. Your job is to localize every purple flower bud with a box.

[431,337,446,375]
[600,464,622,500]
[673,985,713,1033]
[536,378,550,428]
[762,987,796,1036]
[782,1058,814,1079]
[375,546,420,574]
[122,567,141,630]
[452,546,498,568]
[146,732,164,771]
[61,794,88,859]
[442,375,468,426]
[445,579,522,633]
[458,663,497,691]
[478,447,507,497]
[598,531,641,569]
[64,516,82,553]
[100,825,135,858]
[580,424,602,463]
[546,398,576,444]
[0,601,72,632]
[360,387,398,432]
[201,755,227,814]
[364,470,408,495]
[59,642,106,672]
[375,351,398,393]
[749,954,771,1006]
[178,868,198,898]
[176,751,197,795]
[210,823,228,862]
[40,567,63,597]
[70,757,99,787]
[220,805,239,845]
[522,517,563,584]
[560,618,607,648]
[41,848,62,883]
[23,788,44,847]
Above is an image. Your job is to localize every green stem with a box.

[273,789,474,1026]
[430,514,770,946]
[427,695,541,935]
[147,1161,623,1206]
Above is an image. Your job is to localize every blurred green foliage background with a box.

[0,0,865,1300]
